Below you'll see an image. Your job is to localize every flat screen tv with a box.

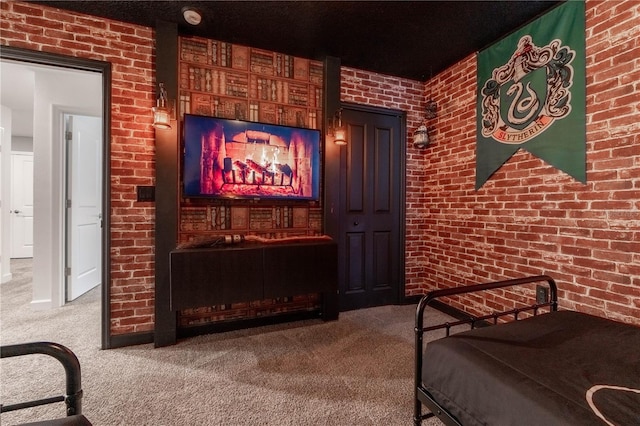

[182,114,321,201]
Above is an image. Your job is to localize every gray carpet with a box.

[1,259,446,425]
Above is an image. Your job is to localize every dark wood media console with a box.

[162,240,339,344]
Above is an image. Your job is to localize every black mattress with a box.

[421,311,640,425]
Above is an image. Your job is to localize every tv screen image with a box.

[183,114,321,200]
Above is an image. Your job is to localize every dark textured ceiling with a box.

[29,1,562,81]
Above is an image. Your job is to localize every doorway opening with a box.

[0,46,111,349]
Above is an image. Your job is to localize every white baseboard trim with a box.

[30,299,53,311]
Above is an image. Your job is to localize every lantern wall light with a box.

[329,108,347,146]
[152,83,174,130]
[413,99,437,149]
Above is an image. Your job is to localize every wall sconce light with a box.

[152,83,173,130]
[330,109,347,146]
[413,99,437,149]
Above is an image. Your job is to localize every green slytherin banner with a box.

[476,1,586,190]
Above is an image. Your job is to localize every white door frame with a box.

[1,106,13,283]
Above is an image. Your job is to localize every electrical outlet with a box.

[536,285,549,304]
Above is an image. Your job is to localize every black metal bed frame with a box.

[1,342,84,418]
[413,275,558,426]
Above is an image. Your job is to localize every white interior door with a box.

[10,152,34,258]
[66,114,102,301]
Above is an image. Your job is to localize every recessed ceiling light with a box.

[182,7,202,26]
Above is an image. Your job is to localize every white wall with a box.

[12,136,33,152]
[0,105,12,283]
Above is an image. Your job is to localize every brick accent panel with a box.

[414,0,640,326]
[1,1,157,335]
[340,67,427,298]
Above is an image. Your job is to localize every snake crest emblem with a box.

[480,35,575,144]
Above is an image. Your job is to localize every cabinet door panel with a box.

[170,247,263,310]
[263,243,337,298]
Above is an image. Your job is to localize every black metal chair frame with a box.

[1,342,84,417]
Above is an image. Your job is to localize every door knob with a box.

[353,221,359,226]
[13,209,21,214]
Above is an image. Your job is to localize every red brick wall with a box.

[1,1,157,335]
[413,0,639,325]
[4,0,638,339]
